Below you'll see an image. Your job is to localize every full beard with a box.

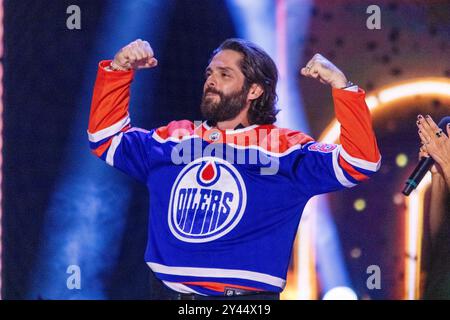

[200,86,249,126]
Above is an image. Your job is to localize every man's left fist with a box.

[300,54,348,89]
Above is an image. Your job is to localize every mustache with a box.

[204,88,222,96]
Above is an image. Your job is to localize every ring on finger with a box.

[435,130,444,138]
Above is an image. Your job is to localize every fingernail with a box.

[416,120,420,125]
[417,115,423,119]
[426,114,430,118]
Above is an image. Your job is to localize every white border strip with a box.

[105,133,123,166]
[332,146,357,188]
[162,281,205,295]
[87,116,130,143]
[340,148,381,172]
[148,262,286,289]
[227,142,302,158]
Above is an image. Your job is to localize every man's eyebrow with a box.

[205,66,235,73]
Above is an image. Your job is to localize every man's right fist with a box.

[112,39,158,70]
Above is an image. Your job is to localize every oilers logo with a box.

[168,157,247,243]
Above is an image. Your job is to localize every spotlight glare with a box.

[323,287,358,300]
[350,247,362,259]
[393,193,404,205]
[396,153,408,168]
[365,96,379,110]
[378,81,450,104]
[353,199,366,212]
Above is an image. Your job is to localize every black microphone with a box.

[402,116,450,196]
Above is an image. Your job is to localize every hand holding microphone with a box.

[417,115,450,168]
[402,115,450,196]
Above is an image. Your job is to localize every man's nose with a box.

[206,75,216,88]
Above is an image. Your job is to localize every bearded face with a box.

[200,85,249,125]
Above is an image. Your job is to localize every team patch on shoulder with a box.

[307,142,337,153]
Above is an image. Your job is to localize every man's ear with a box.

[247,83,264,101]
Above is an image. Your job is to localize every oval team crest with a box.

[168,157,247,243]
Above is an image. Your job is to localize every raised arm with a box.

[294,54,381,195]
[87,39,158,182]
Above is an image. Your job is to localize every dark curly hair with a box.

[211,38,279,125]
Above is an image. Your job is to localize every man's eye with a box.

[222,73,230,78]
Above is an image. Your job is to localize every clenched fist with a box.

[300,54,348,89]
[111,39,158,71]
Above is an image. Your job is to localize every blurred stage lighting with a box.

[350,248,362,259]
[396,153,408,168]
[322,286,358,300]
[353,199,367,212]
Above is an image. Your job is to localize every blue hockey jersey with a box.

[88,60,381,296]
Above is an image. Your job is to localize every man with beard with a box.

[88,38,381,300]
